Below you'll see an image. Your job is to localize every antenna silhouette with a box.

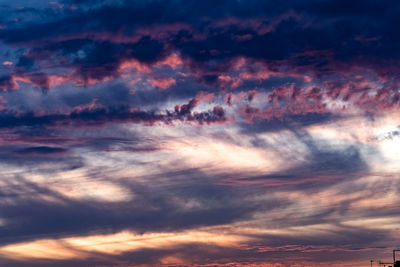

[369,249,400,267]
[393,249,400,267]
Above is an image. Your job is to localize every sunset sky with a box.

[0,0,400,266]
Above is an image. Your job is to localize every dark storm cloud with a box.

[2,0,400,87]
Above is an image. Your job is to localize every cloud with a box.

[0,98,226,129]
[0,1,400,266]
[1,0,399,91]
[17,146,67,155]
[149,77,176,90]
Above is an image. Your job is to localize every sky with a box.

[0,0,399,266]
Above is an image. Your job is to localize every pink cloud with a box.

[195,91,215,103]
[3,73,107,90]
[218,75,243,88]
[71,99,101,113]
[119,59,150,73]
[149,77,176,90]
[235,85,328,122]
[154,53,183,70]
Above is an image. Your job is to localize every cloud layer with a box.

[0,1,399,266]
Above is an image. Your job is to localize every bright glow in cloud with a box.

[0,229,248,261]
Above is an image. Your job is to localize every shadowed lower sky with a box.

[0,0,399,266]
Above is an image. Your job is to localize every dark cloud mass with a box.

[0,1,399,267]
[0,98,226,129]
